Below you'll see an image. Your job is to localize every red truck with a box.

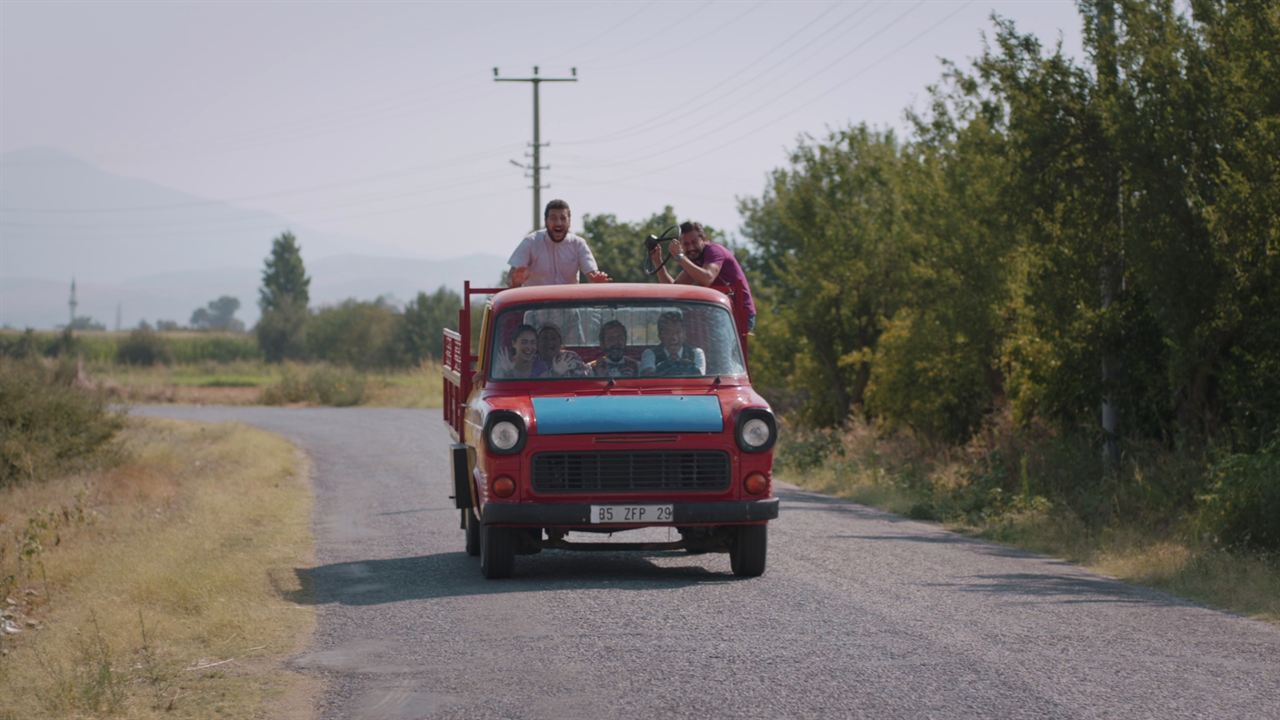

[443,281,778,578]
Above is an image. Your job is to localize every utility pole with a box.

[493,66,578,232]
[68,277,78,327]
[1096,0,1123,472]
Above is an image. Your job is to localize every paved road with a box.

[134,406,1280,720]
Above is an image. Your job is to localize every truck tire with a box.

[730,525,767,577]
[464,510,480,557]
[480,524,515,579]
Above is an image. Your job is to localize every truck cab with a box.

[443,282,778,579]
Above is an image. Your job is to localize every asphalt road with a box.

[134,406,1280,720]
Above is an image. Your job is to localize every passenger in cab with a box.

[493,324,546,378]
[640,311,706,376]
[588,320,639,378]
[537,324,588,377]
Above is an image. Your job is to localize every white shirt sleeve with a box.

[508,235,534,268]
[576,236,599,274]
[692,347,706,375]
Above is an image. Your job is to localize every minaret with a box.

[69,277,78,327]
[115,302,122,332]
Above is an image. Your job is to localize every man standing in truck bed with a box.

[650,220,757,335]
[508,199,611,288]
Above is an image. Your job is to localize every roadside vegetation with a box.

[775,418,1279,624]
[742,0,1278,624]
[0,416,316,719]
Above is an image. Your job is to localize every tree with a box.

[740,126,913,426]
[306,299,402,368]
[399,286,463,364]
[256,231,310,362]
[190,295,244,332]
[65,316,104,331]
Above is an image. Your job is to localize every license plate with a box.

[590,504,674,524]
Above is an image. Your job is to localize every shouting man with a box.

[508,199,610,287]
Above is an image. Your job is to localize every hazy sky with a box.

[1,0,1085,262]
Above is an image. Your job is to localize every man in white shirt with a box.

[508,199,611,287]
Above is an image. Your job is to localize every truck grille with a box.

[531,451,731,493]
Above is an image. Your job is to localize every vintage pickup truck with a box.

[442,281,778,578]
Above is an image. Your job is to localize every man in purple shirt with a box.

[650,221,757,333]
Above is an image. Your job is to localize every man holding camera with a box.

[649,221,757,334]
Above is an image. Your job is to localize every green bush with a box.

[1198,439,1280,552]
[0,358,125,487]
[115,327,172,366]
[776,422,841,472]
[259,364,366,407]
[307,365,366,406]
[305,300,403,369]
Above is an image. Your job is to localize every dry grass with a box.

[0,418,317,719]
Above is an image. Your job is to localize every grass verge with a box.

[778,420,1280,625]
[0,418,317,719]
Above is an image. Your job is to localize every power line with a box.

[564,1,922,171]
[537,2,655,65]
[589,1,976,185]
[559,2,851,148]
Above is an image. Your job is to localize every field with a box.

[0,329,444,408]
[84,360,443,408]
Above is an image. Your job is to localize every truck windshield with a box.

[489,301,745,380]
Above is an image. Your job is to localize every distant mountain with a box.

[0,147,506,329]
[0,253,506,330]
[0,146,362,283]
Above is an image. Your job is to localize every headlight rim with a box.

[483,410,527,455]
[735,408,777,453]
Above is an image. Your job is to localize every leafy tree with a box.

[582,206,681,284]
[256,231,310,362]
[65,316,104,331]
[741,126,913,426]
[190,295,245,332]
[305,298,402,369]
[399,286,462,364]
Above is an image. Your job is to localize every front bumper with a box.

[482,497,779,526]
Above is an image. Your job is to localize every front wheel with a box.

[480,524,515,579]
[729,525,767,577]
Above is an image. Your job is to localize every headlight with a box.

[735,409,776,453]
[490,421,520,451]
[741,418,771,448]
[484,411,526,454]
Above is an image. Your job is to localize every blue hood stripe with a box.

[532,396,723,435]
